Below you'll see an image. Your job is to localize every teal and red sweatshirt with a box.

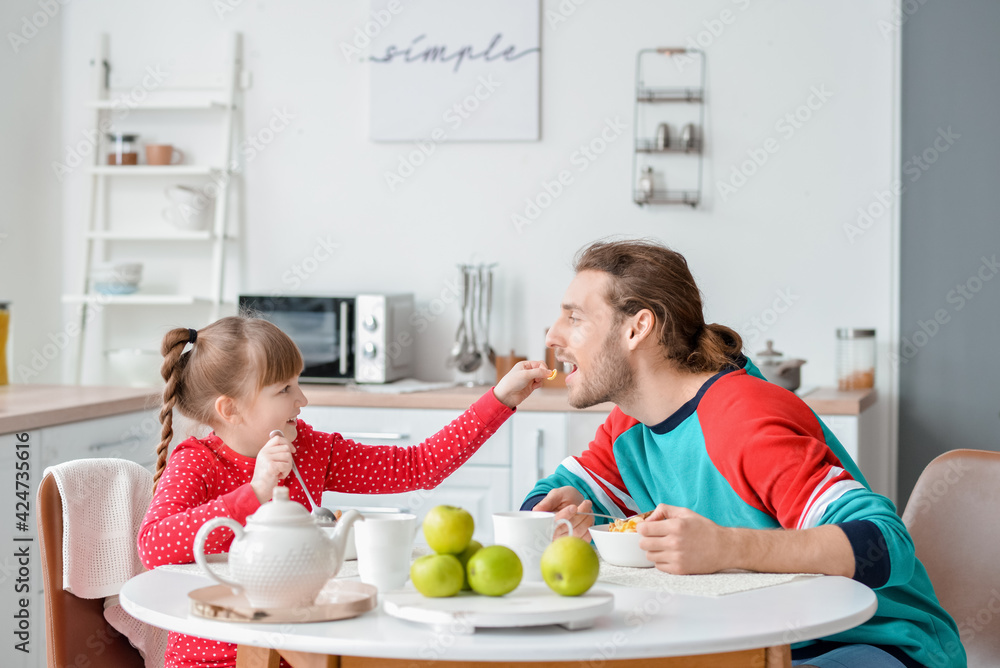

[523,359,965,668]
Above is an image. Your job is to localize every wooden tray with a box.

[190,580,376,623]
[382,583,614,634]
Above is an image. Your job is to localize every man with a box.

[522,239,964,668]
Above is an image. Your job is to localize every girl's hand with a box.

[493,360,552,409]
[250,431,297,503]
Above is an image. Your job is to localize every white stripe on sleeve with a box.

[561,457,628,519]
[797,477,864,530]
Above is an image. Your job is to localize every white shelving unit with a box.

[64,33,245,384]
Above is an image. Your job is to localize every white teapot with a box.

[194,487,362,608]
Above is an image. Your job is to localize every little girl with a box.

[137,316,549,668]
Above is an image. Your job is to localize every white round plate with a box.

[381,583,614,634]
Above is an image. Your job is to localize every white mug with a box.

[493,511,563,582]
[353,513,418,592]
[162,185,213,231]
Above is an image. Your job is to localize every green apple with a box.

[540,536,600,596]
[422,505,475,555]
[456,539,483,590]
[466,545,522,596]
[410,554,464,598]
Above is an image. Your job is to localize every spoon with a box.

[269,429,337,526]
[575,510,653,522]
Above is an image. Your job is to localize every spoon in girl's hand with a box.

[269,429,338,526]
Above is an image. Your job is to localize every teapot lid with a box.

[247,486,315,526]
[756,340,784,360]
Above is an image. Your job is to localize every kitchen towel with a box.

[45,458,167,668]
[597,560,821,597]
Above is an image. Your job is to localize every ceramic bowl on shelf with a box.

[91,261,143,295]
[589,524,654,568]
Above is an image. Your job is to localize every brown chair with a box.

[38,471,145,668]
[902,448,1000,668]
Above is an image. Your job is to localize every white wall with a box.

[0,0,64,384]
[55,1,900,489]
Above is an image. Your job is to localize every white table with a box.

[120,570,877,668]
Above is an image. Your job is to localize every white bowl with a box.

[589,524,654,568]
[91,262,143,295]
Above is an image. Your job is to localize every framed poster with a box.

[368,0,540,142]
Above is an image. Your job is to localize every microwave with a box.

[238,294,415,383]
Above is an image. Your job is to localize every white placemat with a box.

[597,559,821,597]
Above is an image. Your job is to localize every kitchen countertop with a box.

[0,383,876,434]
[0,384,160,434]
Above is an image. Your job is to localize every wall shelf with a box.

[85,100,227,110]
[65,32,244,384]
[632,48,706,208]
[83,230,236,241]
[633,190,701,208]
[86,165,225,176]
[62,294,212,306]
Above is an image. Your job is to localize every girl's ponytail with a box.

[154,327,195,490]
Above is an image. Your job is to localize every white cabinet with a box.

[818,409,886,498]
[0,409,159,668]
[511,411,611,509]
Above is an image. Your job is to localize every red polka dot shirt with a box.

[138,390,513,668]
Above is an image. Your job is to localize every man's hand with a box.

[532,486,594,539]
[637,504,736,575]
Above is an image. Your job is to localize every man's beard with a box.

[568,330,635,409]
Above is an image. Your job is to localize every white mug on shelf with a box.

[353,513,418,592]
[162,185,213,231]
[493,511,562,582]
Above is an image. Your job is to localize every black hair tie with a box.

[188,328,198,344]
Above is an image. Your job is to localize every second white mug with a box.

[493,510,561,582]
[354,513,418,592]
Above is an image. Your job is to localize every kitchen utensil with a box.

[353,513,419,591]
[493,513,573,582]
[446,266,470,368]
[458,267,483,373]
[755,340,806,392]
[382,582,614,632]
[589,525,654,568]
[163,185,213,231]
[90,261,142,295]
[480,265,497,367]
[193,487,362,608]
[269,429,337,526]
[106,132,139,165]
[145,144,184,166]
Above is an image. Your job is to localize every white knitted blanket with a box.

[45,459,167,668]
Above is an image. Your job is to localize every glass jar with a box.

[0,302,9,386]
[836,328,875,391]
[107,132,139,165]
